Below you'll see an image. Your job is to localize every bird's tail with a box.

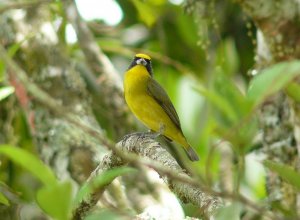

[185,146,199,161]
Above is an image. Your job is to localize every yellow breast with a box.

[124,66,153,122]
[124,65,149,94]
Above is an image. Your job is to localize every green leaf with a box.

[175,8,199,47]
[85,210,122,220]
[7,35,33,58]
[0,86,14,101]
[195,85,238,123]
[216,202,242,220]
[0,192,9,206]
[8,42,22,58]
[37,181,73,220]
[264,160,300,191]
[0,40,24,82]
[0,60,5,82]
[0,145,57,186]
[196,70,257,153]
[196,67,252,130]
[215,38,239,76]
[213,70,252,119]
[286,82,300,102]
[74,167,135,207]
[247,61,300,105]
[131,0,159,27]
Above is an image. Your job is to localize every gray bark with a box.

[240,0,300,216]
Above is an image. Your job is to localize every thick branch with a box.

[74,134,222,219]
[114,135,209,210]
[117,134,222,215]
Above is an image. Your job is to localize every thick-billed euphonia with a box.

[124,53,199,161]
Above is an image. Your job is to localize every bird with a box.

[123,53,199,161]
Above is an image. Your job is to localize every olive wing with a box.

[147,78,182,131]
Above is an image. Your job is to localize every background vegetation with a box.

[0,0,300,219]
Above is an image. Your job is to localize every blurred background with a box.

[2,0,298,219]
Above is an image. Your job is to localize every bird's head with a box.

[127,53,153,76]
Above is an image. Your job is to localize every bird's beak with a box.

[136,58,147,66]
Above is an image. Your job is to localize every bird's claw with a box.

[150,123,165,138]
[122,124,166,144]
[122,132,144,141]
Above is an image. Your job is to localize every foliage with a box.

[0,0,300,219]
[0,86,14,101]
[73,167,136,207]
[0,145,134,219]
[264,160,300,192]
[247,61,300,106]
[0,145,72,219]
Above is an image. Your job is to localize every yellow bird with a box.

[124,53,199,161]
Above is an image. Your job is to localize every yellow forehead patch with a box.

[135,53,151,60]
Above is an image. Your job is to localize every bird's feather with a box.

[147,78,182,131]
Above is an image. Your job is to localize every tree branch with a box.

[119,135,221,216]
[74,134,222,219]
[61,0,134,138]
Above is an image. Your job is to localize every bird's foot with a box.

[122,124,166,142]
[123,132,145,141]
[158,123,166,135]
[122,131,155,143]
[147,123,165,138]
